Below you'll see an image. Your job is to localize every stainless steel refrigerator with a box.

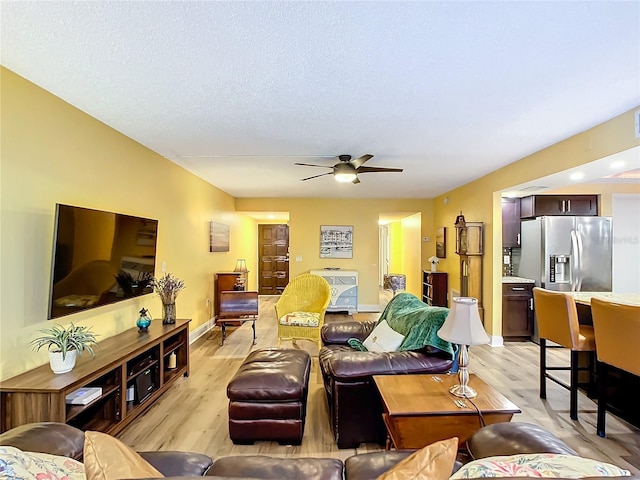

[518,216,612,343]
[518,216,612,292]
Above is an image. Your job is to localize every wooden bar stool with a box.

[591,298,640,437]
[532,287,596,420]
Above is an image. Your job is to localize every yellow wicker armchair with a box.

[275,273,331,349]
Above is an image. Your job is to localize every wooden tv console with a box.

[0,318,190,435]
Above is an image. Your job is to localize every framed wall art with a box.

[320,225,353,259]
[436,227,446,258]
[209,221,230,252]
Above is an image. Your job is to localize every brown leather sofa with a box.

[319,320,454,448]
[1,421,636,480]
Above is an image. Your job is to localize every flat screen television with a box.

[48,204,158,320]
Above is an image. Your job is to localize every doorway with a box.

[258,224,290,295]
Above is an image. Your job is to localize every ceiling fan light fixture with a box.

[335,172,357,182]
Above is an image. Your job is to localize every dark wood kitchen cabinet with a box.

[502,283,534,339]
[520,195,598,219]
[502,198,521,247]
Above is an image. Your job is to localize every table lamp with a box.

[437,297,490,398]
[383,273,406,296]
[233,259,248,290]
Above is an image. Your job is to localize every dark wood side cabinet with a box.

[502,283,534,339]
[215,272,242,318]
[520,195,598,218]
[422,271,448,307]
[0,319,190,434]
[502,198,521,247]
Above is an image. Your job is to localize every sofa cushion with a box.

[83,430,163,480]
[450,453,631,479]
[376,437,458,480]
[362,320,405,352]
[0,445,85,480]
[209,455,344,480]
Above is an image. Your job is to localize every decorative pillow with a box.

[376,436,458,480]
[363,319,406,353]
[450,453,631,479]
[279,311,320,327]
[0,445,85,480]
[83,430,163,480]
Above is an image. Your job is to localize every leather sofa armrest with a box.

[139,451,214,477]
[0,422,85,461]
[466,422,578,459]
[319,346,453,381]
[321,321,376,345]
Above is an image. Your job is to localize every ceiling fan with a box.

[296,154,404,184]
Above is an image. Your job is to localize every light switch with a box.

[161,261,167,272]
[296,256,302,262]
[423,236,430,242]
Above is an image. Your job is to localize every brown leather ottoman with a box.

[227,348,311,445]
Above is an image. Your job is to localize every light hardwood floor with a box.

[118,295,640,474]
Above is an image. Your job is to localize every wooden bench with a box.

[217,291,258,346]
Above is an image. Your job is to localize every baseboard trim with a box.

[189,318,215,344]
[358,304,382,313]
[490,335,504,347]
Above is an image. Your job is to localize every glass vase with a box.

[162,302,176,324]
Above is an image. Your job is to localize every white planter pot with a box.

[431,264,438,272]
[49,349,77,374]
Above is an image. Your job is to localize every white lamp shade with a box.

[437,297,490,346]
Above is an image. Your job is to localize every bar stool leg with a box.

[540,338,547,399]
[597,361,607,437]
[570,350,579,420]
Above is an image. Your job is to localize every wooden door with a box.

[258,224,289,295]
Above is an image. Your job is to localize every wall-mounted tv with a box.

[48,204,158,320]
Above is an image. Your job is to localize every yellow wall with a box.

[388,222,403,274]
[433,108,640,338]
[400,213,422,296]
[0,68,257,380]
[237,198,434,308]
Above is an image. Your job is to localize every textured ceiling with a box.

[2,1,639,198]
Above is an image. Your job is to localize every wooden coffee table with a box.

[374,373,520,449]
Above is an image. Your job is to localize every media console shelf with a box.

[0,318,190,435]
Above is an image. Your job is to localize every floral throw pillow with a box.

[0,445,85,480]
[450,453,630,479]
[279,311,320,327]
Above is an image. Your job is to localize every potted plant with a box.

[151,273,185,324]
[30,323,98,374]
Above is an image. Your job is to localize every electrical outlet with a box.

[205,298,211,306]
[296,256,302,261]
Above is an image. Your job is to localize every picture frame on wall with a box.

[320,225,353,259]
[209,221,230,252]
[436,227,446,258]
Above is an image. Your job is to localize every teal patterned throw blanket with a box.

[377,293,453,354]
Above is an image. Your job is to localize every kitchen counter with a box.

[502,276,535,284]
[567,291,640,306]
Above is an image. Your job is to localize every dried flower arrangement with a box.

[151,273,185,304]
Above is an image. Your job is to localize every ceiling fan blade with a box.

[351,176,361,184]
[351,154,373,169]
[300,172,333,181]
[295,162,331,168]
[356,166,404,173]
